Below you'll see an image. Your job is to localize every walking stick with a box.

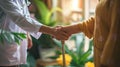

[61,41,66,67]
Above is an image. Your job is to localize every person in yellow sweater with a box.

[58,0,120,67]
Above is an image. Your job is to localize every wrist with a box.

[47,27,55,36]
[39,25,55,36]
[70,24,80,34]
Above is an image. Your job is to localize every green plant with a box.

[0,30,26,45]
[53,33,94,67]
[33,0,62,26]
[32,0,63,48]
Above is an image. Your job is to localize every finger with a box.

[61,31,71,38]
[60,34,70,40]
[55,26,62,30]
[60,27,71,36]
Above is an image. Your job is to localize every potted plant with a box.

[53,33,94,67]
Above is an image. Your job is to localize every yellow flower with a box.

[85,62,94,67]
[56,54,72,66]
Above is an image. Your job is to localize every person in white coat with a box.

[0,0,69,67]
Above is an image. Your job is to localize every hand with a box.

[39,25,72,40]
[55,25,75,37]
[27,33,33,49]
[54,24,81,40]
[57,24,80,36]
[52,26,71,40]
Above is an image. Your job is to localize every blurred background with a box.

[26,0,99,67]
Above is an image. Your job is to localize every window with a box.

[89,0,99,16]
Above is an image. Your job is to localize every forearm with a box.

[67,17,94,38]
[67,24,82,34]
[39,25,69,40]
[39,25,55,36]
[79,17,95,38]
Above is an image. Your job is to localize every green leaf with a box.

[75,34,85,57]
[53,34,94,67]
[53,39,78,65]
[53,39,72,54]
[12,33,26,45]
[79,41,93,63]
[3,32,14,43]
[33,0,62,26]
[45,7,62,24]
[0,34,4,44]
[12,32,26,39]
[14,36,21,45]
[0,30,26,45]
[34,0,49,24]
[79,50,91,63]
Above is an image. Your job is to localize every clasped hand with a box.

[52,26,72,41]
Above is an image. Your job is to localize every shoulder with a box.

[95,0,108,15]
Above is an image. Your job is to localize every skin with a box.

[60,24,81,36]
[29,0,70,40]
[39,25,70,40]
[27,33,33,49]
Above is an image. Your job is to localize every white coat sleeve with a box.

[0,0,43,33]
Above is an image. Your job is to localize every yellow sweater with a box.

[79,0,120,67]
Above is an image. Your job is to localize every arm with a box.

[39,25,69,40]
[0,0,69,40]
[27,32,33,49]
[79,17,95,38]
[0,0,42,33]
[61,17,95,38]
